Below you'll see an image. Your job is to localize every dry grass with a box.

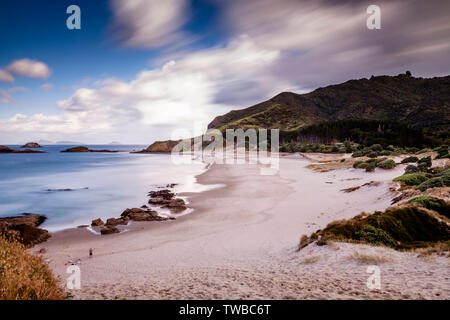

[346,251,393,264]
[299,255,321,264]
[415,242,450,259]
[0,237,65,300]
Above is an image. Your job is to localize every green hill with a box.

[208,73,450,140]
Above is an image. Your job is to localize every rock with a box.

[163,198,187,212]
[148,197,171,205]
[121,208,168,221]
[77,225,89,228]
[105,217,129,226]
[148,189,175,199]
[100,226,120,235]
[0,146,13,153]
[0,214,50,246]
[21,142,42,148]
[91,218,104,227]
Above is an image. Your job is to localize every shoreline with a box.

[32,155,450,299]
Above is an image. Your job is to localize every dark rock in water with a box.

[140,205,148,209]
[61,146,119,153]
[100,226,120,235]
[105,217,129,226]
[91,218,104,227]
[21,142,42,148]
[121,208,168,221]
[148,189,175,200]
[163,198,187,212]
[77,225,89,228]
[0,214,50,246]
[46,187,89,192]
[148,197,171,205]
[0,146,45,154]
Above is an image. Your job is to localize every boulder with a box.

[100,226,120,235]
[148,189,174,200]
[91,218,104,227]
[121,208,168,221]
[105,217,129,226]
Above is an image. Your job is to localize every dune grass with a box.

[0,237,65,300]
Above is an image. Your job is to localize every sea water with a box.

[0,145,210,231]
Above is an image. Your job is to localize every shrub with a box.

[357,162,369,169]
[355,225,396,247]
[367,151,379,158]
[365,163,376,172]
[0,237,65,300]
[380,150,391,156]
[408,196,450,218]
[371,144,383,152]
[352,151,363,158]
[418,156,432,167]
[401,156,419,163]
[377,159,396,169]
[393,173,428,186]
[416,177,445,191]
[435,145,449,159]
[404,164,419,174]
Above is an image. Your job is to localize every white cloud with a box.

[0,69,14,83]
[40,83,53,91]
[109,0,191,48]
[7,58,51,78]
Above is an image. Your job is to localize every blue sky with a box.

[0,0,449,144]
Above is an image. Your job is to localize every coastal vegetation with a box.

[0,237,65,300]
[298,204,450,251]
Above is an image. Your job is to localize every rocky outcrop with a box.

[148,189,187,212]
[61,146,119,153]
[121,208,169,222]
[0,214,50,246]
[105,217,129,226]
[0,146,45,154]
[133,140,185,154]
[21,142,42,148]
[100,226,120,235]
[91,218,104,227]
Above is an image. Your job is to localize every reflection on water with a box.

[0,145,211,231]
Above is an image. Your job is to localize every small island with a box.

[0,146,45,154]
[61,146,119,153]
[132,140,182,153]
[20,142,42,148]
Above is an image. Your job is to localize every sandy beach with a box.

[34,155,450,299]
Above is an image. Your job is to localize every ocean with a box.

[0,145,211,231]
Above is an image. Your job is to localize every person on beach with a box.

[89,248,93,258]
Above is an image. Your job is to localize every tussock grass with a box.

[299,255,321,264]
[346,252,393,264]
[0,237,65,300]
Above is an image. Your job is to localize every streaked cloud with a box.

[109,0,191,48]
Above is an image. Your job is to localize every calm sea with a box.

[0,145,210,231]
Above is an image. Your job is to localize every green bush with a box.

[353,161,364,168]
[352,151,363,158]
[355,225,396,247]
[408,196,450,218]
[365,163,376,172]
[417,177,445,191]
[404,164,419,174]
[357,162,369,169]
[367,151,379,158]
[380,150,391,156]
[371,144,383,152]
[377,159,396,169]
[435,145,449,159]
[393,173,428,186]
[401,156,419,163]
[418,156,432,167]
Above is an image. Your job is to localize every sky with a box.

[0,0,449,144]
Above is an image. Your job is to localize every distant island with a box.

[61,146,120,153]
[20,142,42,148]
[0,146,45,154]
